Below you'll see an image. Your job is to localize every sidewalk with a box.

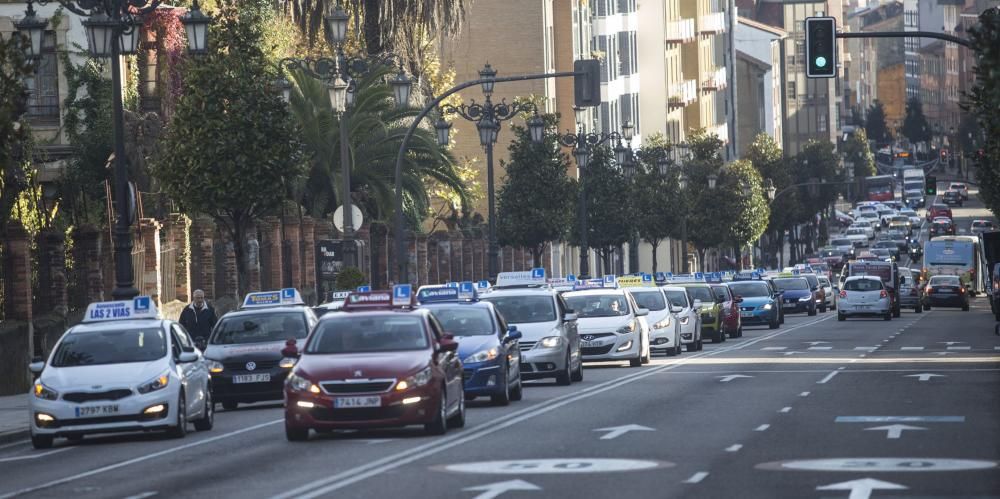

[0,394,29,444]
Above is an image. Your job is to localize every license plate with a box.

[75,404,119,417]
[581,340,602,348]
[334,396,381,409]
[855,305,870,310]
[740,311,754,318]
[938,289,953,293]
[233,373,271,384]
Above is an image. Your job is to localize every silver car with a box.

[818,275,836,310]
[837,276,891,321]
[660,286,703,352]
[482,287,582,385]
[897,267,923,314]
[625,287,682,357]
[563,289,651,367]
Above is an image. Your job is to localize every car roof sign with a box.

[242,288,305,309]
[496,269,547,287]
[82,296,159,323]
[342,290,415,310]
[616,276,643,287]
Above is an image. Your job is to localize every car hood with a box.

[453,335,501,358]
[739,296,772,307]
[507,320,560,341]
[577,315,632,333]
[780,289,811,299]
[204,339,303,362]
[644,309,673,326]
[41,359,168,389]
[296,351,430,381]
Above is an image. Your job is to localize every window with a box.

[631,93,640,135]
[787,81,797,100]
[25,32,59,121]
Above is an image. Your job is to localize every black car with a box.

[930,220,956,238]
[924,275,970,311]
[203,289,317,410]
[872,241,900,261]
[941,190,964,207]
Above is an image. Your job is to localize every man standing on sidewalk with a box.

[179,289,217,344]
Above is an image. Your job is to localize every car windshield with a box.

[803,274,819,288]
[663,290,689,308]
[727,282,769,297]
[818,277,831,286]
[773,278,809,291]
[426,307,495,336]
[629,290,667,311]
[211,312,308,345]
[482,295,556,323]
[307,315,427,353]
[891,216,909,222]
[845,279,883,291]
[831,239,853,247]
[847,229,865,236]
[684,286,715,303]
[711,287,730,302]
[564,294,631,317]
[52,328,167,367]
[874,241,896,248]
[930,276,961,286]
[901,210,916,216]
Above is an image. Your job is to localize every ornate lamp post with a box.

[15,0,209,300]
[275,5,412,269]
[434,63,545,279]
[557,108,632,278]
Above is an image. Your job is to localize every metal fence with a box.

[132,240,146,297]
[160,246,177,303]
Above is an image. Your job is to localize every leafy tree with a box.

[968,8,1000,216]
[0,34,34,239]
[153,0,305,296]
[720,159,769,264]
[843,128,877,180]
[335,267,367,289]
[681,129,727,267]
[630,134,680,273]
[496,115,575,265]
[570,146,632,272]
[901,97,931,145]
[744,133,793,267]
[865,100,891,144]
[59,55,113,225]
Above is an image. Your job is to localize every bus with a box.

[923,236,983,295]
[864,175,896,202]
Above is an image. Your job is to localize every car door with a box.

[556,294,580,362]
[173,323,208,417]
[494,309,519,384]
[169,326,194,417]
[427,315,462,409]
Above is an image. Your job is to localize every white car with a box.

[900,208,922,227]
[627,287,683,356]
[856,211,881,228]
[563,288,651,367]
[482,285,582,385]
[852,203,879,219]
[878,208,898,227]
[660,286,703,352]
[849,221,876,240]
[818,275,837,310]
[28,297,213,449]
[837,276,891,321]
[844,228,870,247]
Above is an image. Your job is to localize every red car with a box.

[282,290,466,441]
[926,203,952,221]
[711,284,743,338]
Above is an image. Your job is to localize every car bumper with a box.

[520,348,568,379]
[30,387,179,437]
[839,300,890,316]
[649,326,678,350]
[580,331,640,361]
[210,369,290,403]
[739,309,774,325]
[462,362,506,396]
[285,385,440,430]
[782,301,814,313]
[927,294,968,307]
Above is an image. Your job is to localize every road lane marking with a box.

[683,472,709,484]
[900,347,924,351]
[779,407,792,413]
[854,347,878,351]
[121,492,158,499]
[443,459,668,475]
[760,457,997,472]
[717,374,753,382]
[462,480,540,499]
[865,425,927,439]
[818,370,840,384]
[0,419,283,499]
[808,346,833,350]
[761,347,786,351]
[906,373,945,381]
[725,444,742,452]
[800,392,811,397]
[947,346,971,351]
[0,447,71,462]
[754,424,770,432]
[592,425,654,440]
[835,416,964,423]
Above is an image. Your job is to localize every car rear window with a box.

[929,276,961,286]
[845,279,882,292]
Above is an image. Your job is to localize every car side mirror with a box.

[439,334,459,352]
[281,338,299,358]
[564,313,578,322]
[735,295,744,303]
[506,325,522,340]
[671,305,684,314]
[635,308,650,317]
[692,299,703,309]
[178,351,199,363]
[29,359,45,375]
[194,338,207,351]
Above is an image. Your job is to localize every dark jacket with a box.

[179,303,217,341]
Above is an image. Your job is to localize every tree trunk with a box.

[601,249,611,275]
[531,244,544,268]
[231,217,249,298]
[697,248,706,273]
[650,240,660,274]
[362,0,384,54]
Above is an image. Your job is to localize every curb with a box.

[0,429,29,445]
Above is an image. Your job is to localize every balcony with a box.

[665,18,695,44]
[701,66,727,92]
[699,12,726,35]
[668,79,698,109]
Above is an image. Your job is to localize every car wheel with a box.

[166,392,187,439]
[779,312,785,324]
[696,338,704,351]
[883,311,892,321]
[838,312,846,321]
[447,391,466,428]
[924,303,931,311]
[285,421,309,441]
[915,305,922,314]
[629,352,642,368]
[686,342,698,352]
[31,433,54,449]
[571,357,584,382]
[640,336,650,364]
[510,379,524,401]
[491,369,511,407]
[222,400,238,411]
[424,391,448,436]
[808,306,817,316]
[555,351,572,385]
[769,316,780,329]
[193,388,214,432]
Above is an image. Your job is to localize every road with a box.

[0,189,997,499]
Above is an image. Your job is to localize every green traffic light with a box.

[815,56,827,68]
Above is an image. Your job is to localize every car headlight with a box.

[616,320,637,334]
[287,372,321,394]
[463,348,499,364]
[539,336,564,348]
[33,381,58,401]
[205,359,224,373]
[137,371,170,394]
[678,316,690,325]
[799,296,812,302]
[279,357,297,369]
[396,366,433,391]
[653,316,672,329]
[761,303,773,310]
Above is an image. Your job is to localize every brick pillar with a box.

[542,243,552,275]
[415,234,429,286]
[71,225,104,307]
[435,236,451,284]
[137,219,162,305]
[259,216,282,291]
[190,216,216,300]
[301,216,316,292]
[283,217,302,289]
[35,228,67,316]
[220,226,237,300]
[4,223,33,322]
[167,214,192,302]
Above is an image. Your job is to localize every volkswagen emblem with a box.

[353,370,363,377]
[246,361,257,371]
[582,335,595,342]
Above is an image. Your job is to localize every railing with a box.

[665,18,695,44]
[160,246,177,303]
[668,79,698,108]
[132,241,146,298]
[701,66,727,91]
[699,12,726,35]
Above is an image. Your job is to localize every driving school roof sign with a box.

[242,288,305,309]
[82,296,159,323]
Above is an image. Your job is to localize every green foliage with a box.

[335,266,367,290]
[0,33,34,237]
[968,8,1000,217]
[153,0,305,294]
[843,128,877,180]
[793,140,842,219]
[901,97,931,145]
[721,159,769,249]
[865,100,890,144]
[629,134,680,272]
[59,55,113,225]
[681,129,728,254]
[570,146,632,259]
[496,115,575,264]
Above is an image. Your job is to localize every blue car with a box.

[726,277,781,329]
[419,287,524,405]
[771,276,818,316]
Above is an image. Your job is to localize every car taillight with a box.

[839,290,847,298]
[959,287,966,294]
[926,286,933,294]
[880,290,888,298]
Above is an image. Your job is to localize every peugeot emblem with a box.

[246,361,257,371]
[582,335,595,342]
[354,370,363,377]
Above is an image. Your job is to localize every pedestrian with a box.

[180,289,217,345]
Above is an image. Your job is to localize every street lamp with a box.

[764,178,777,201]
[707,173,719,190]
[16,0,210,300]
[437,64,544,279]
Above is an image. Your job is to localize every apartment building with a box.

[735,17,786,156]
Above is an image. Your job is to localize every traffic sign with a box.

[392,284,412,306]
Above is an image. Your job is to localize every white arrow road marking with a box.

[900,347,924,351]
[754,424,770,431]
[780,351,802,356]
[933,352,954,356]
[725,444,742,452]
[463,480,540,499]
[805,341,830,345]
[717,374,753,383]
[816,478,907,499]
[808,346,833,350]
[683,472,709,484]
[864,424,927,439]
[592,424,655,440]
[906,373,945,381]
[779,407,792,413]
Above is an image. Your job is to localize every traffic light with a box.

[805,17,837,78]
[925,175,937,196]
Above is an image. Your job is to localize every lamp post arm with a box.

[392,69,581,283]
